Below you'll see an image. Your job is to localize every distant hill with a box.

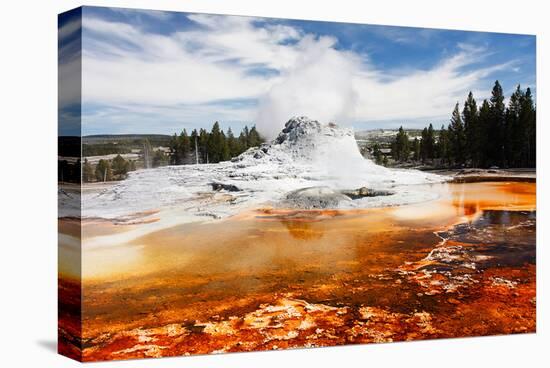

[82,134,173,157]
[83,134,172,144]
[355,129,427,145]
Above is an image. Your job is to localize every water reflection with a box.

[71,181,536,359]
[78,182,536,283]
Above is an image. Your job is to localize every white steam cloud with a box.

[256,35,360,138]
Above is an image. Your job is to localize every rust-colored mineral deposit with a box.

[58,182,536,361]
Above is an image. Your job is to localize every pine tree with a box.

[420,124,435,162]
[520,87,536,167]
[243,126,250,147]
[412,137,420,161]
[207,121,223,163]
[82,158,94,182]
[477,99,491,167]
[95,159,113,182]
[505,85,524,167]
[427,124,436,159]
[112,154,129,177]
[391,126,410,162]
[226,127,239,157]
[449,102,466,166]
[220,131,230,161]
[199,128,208,163]
[437,125,450,165]
[179,129,191,164]
[372,143,383,165]
[488,80,506,167]
[248,126,262,147]
[238,126,248,151]
[169,133,179,165]
[420,128,428,162]
[462,91,479,166]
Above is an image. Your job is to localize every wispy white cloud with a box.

[58,17,82,114]
[58,17,81,40]
[82,17,276,106]
[366,26,439,46]
[110,7,174,21]
[353,46,518,123]
[79,13,519,135]
[178,14,302,70]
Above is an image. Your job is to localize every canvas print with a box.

[58,6,536,362]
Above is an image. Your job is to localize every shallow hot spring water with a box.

[59,181,536,361]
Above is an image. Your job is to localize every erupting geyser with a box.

[80,117,447,221]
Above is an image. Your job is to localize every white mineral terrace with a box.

[61,117,448,234]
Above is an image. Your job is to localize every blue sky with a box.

[58,6,536,137]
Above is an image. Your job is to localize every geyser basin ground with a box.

[77,117,446,223]
[58,118,535,361]
[59,181,536,361]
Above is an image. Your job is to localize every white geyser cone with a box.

[80,117,447,221]
[234,116,437,189]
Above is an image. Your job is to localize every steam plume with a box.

[256,35,359,138]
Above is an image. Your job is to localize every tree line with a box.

[385,81,536,168]
[80,122,264,183]
[82,155,137,182]
[82,143,132,157]
[169,122,264,165]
